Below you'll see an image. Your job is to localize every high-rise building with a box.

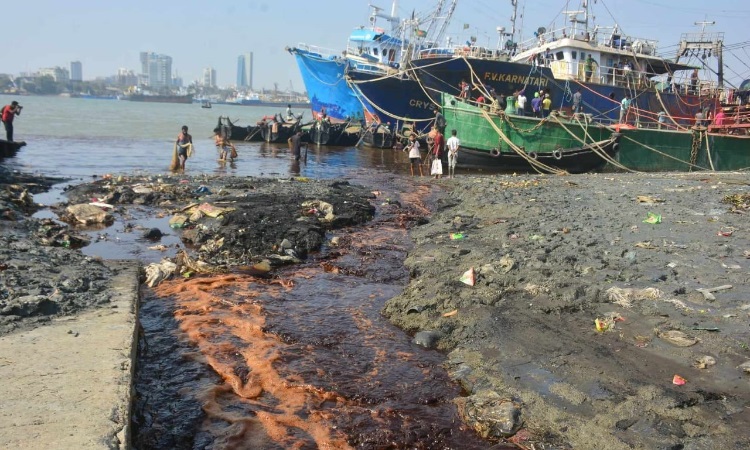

[202,67,217,88]
[70,61,82,82]
[39,67,70,82]
[139,52,173,89]
[237,53,253,89]
[116,68,138,87]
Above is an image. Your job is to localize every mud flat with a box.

[385,172,750,449]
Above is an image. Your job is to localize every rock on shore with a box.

[385,172,750,449]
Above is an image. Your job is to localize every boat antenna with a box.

[432,0,457,45]
[368,2,400,32]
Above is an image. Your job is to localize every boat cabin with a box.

[346,27,404,73]
[513,26,696,93]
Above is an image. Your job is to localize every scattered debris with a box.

[656,329,699,347]
[672,374,688,386]
[693,356,717,369]
[637,196,665,204]
[643,212,662,224]
[695,284,733,301]
[460,267,476,286]
[144,259,178,287]
[606,287,662,308]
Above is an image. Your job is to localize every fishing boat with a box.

[215,116,263,142]
[360,123,397,149]
[349,1,717,130]
[307,119,362,146]
[287,1,456,123]
[610,101,750,172]
[261,117,303,143]
[201,101,212,109]
[441,93,620,173]
[0,139,26,158]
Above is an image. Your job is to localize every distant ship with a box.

[222,92,309,108]
[124,94,194,104]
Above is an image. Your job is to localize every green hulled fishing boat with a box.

[440,93,621,173]
[611,122,750,172]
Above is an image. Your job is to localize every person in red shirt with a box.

[431,129,445,179]
[1,101,22,141]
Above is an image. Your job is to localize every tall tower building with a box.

[70,61,82,82]
[237,53,253,90]
[139,52,173,89]
[202,67,217,88]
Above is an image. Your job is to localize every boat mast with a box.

[674,21,724,88]
[563,0,589,37]
[369,2,400,31]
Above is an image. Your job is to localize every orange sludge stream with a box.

[133,181,503,449]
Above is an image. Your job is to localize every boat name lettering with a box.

[408,99,435,110]
[482,72,548,87]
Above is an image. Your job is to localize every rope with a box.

[550,115,632,172]
[346,76,435,123]
[704,130,715,171]
[653,88,689,131]
[569,117,633,172]
[621,134,709,171]
[478,108,567,175]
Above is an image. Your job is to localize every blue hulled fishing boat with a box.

[287,1,457,123]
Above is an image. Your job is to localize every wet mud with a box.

[386,172,750,449]
[0,168,113,336]
[10,163,750,449]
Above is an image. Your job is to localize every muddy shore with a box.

[3,166,750,448]
[385,172,750,449]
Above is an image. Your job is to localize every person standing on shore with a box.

[446,129,460,179]
[288,131,303,161]
[406,133,422,177]
[434,107,447,135]
[1,101,22,142]
[174,125,192,171]
[431,129,445,179]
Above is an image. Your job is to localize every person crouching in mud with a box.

[214,127,237,162]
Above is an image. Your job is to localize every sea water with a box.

[0,94,406,181]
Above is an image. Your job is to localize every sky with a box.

[1,0,748,90]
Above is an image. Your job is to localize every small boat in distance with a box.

[201,101,212,109]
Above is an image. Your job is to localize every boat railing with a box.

[294,43,343,59]
[415,45,510,61]
[516,26,659,57]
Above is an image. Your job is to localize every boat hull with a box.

[307,121,362,146]
[288,47,370,123]
[351,56,714,128]
[613,126,750,171]
[441,93,619,173]
[348,71,436,132]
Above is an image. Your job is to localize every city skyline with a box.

[0,1,748,90]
